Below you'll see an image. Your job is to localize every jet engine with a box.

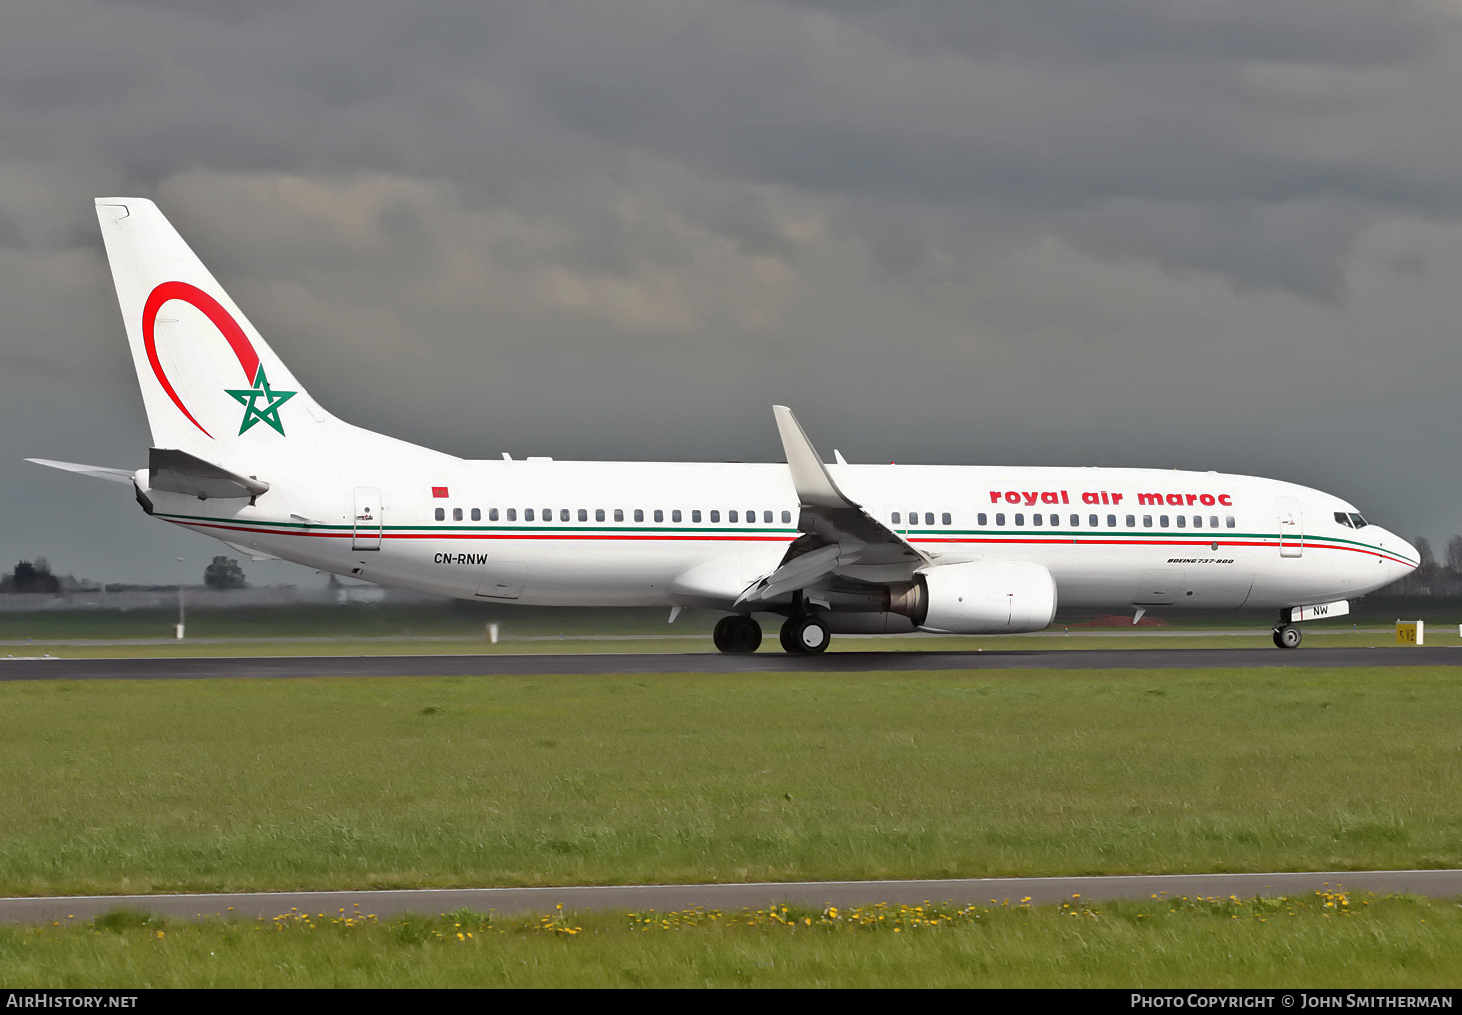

[888,560,1057,634]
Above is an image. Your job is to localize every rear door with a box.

[352,487,382,550]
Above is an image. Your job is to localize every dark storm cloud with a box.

[786,0,1430,66]
[5,0,1462,582]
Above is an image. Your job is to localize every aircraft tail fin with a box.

[94,198,332,469]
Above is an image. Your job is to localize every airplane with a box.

[27,198,1418,653]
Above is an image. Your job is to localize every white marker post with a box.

[175,556,185,640]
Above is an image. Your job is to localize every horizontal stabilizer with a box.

[149,448,270,500]
[26,458,135,485]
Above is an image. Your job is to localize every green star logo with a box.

[225,366,296,436]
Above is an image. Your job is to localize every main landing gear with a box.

[1273,623,1302,649]
[779,614,830,655]
[711,613,832,654]
[712,615,762,654]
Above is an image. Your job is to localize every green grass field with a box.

[5,661,1462,986]
[4,893,1459,988]
[2,666,1460,897]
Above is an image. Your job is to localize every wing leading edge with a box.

[735,406,926,606]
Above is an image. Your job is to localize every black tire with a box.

[1273,624,1302,649]
[780,615,831,655]
[714,615,761,654]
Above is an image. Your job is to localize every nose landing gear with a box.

[1273,623,1302,649]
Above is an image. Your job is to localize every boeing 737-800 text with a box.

[28,199,1417,653]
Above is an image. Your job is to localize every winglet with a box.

[773,406,849,510]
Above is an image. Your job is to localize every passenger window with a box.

[1192,515,1201,528]
[1015,514,1024,526]
[995,513,1005,526]
[1143,516,1152,528]
[434,507,445,521]
[1160,515,1169,528]
[577,509,587,522]
[654,509,664,523]
[634,509,644,522]
[614,509,623,522]
[1176,515,1186,528]
[1126,515,1135,527]
[1032,514,1042,527]
[488,508,498,521]
[892,512,901,525]
[595,508,605,522]
[729,510,739,523]
[506,508,516,521]
[692,510,701,523]
[924,512,935,526]
[1090,515,1100,527]
[1226,516,1236,528]
[942,512,951,526]
[672,510,682,523]
[525,508,534,521]
[469,508,479,521]
[1209,516,1218,528]
[453,508,463,521]
[977,513,987,526]
[1070,514,1079,527]
[710,510,719,523]
[543,508,552,521]
[746,509,756,523]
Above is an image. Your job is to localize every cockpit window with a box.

[1334,512,1353,528]
[1349,513,1368,529]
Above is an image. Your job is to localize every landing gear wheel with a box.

[779,616,831,655]
[713,615,762,654]
[1273,624,1302,649]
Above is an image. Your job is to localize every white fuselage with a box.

[141,456,1417,616]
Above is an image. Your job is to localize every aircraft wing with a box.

[736,406,926,606]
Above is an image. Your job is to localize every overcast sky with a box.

[5,0,1462,585]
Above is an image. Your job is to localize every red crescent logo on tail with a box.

[142,281,262,439]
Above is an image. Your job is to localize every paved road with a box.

[2,870,1459,924]
[1,645,1460,681]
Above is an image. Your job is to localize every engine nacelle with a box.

[890,560,1057,634]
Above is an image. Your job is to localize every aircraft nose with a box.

[1377,529,1419,576]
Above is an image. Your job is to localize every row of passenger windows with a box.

[433,506,793,524]
[893,511,1235,530]
[974,512,1236,530]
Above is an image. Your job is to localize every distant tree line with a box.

[0,556,248,595]
[1,559,60,594]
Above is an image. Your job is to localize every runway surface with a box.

[3,870,1460,924]
[1,645,1461,681]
